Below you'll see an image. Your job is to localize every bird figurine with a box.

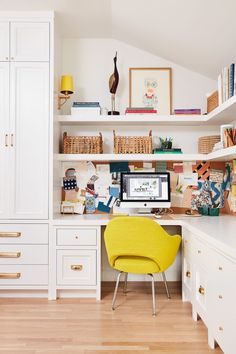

[108,52,120,115]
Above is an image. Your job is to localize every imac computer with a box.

[120,172,171,213]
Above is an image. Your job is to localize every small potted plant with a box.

[159,137,173,150]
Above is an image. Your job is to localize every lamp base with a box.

[108,110,120,115]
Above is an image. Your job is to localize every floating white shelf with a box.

[55,147,236,162]
[57,96,236,126]
[57,114,206,126]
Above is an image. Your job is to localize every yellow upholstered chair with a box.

[104,216,181,315]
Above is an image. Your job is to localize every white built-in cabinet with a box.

[182,228,236,354]
[0,12,51,295]
[0,21,49,62]
[0,19,49,220]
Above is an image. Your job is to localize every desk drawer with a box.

[57,250,96,286]
[0,265,48,285]
[0,245,48,265]
[0,224,48,244]
[56,228,97,246]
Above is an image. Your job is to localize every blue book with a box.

[229,63,235,97]
[73,102,100,107]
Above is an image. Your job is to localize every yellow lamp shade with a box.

[60,75,74,95]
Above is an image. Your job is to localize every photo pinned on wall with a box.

[129,67,172,114]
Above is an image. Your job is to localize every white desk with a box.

[51,213,236,353]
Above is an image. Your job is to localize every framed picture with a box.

[129,67,172,114]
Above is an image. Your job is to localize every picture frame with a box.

[129,67,172,114]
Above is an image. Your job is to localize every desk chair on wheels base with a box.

[104,217,181,316]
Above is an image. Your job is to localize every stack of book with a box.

[218,63,236,104]
[174,108,201,115]
[153,148,182,154]
[71,102,101,117]
[125,107,157,115]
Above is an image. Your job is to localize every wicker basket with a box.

[63,132,103,154]
[207,91,218,113]
[198,135,220,154]
[113,130,152,154]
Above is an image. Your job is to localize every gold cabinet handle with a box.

[186,271,191,278]
[10,133,14,147]
[218,266,223,271]
[184,240,188,244]
[0,252,21,258]
[0,272,21,279]
[75,236,79,239]
[0,232,21,238]
[5,134,8,147]
[197,250,201,254]
[198,286,205,295]
[218,295,223,299]
[71,265,83,271]
[219,326,223,331]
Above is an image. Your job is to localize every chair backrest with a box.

[104,216,181,272]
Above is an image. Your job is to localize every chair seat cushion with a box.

[114,256,160,274]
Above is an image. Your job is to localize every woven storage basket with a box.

[198,135,220,154]
[63,132,103,154]
[207,90,218,113]
[113,130,152,154]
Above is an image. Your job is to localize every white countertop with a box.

[53,213,236,260]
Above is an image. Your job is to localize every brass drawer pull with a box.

[218,295,223,299]
[218,266,223,271]
[198,286,205,295]
[197,250,201,254]
[0,232,21,238]
[0,272,21,279]
[186,271,191,278]
[0,252,21,258]
[184,240,188,244]
[71,265,83,271]
[5,134,8,147]
[75,236,79,239]
[219,326,223,331]
[10,133,14,147]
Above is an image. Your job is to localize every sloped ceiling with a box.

[0,0,236,78]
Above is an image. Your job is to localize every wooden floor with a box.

[0,282,223,354]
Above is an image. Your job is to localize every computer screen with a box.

[120,172,170,202]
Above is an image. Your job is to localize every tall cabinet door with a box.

[9,62,49,219]
[0,62,10,218]
[0,22,9,61]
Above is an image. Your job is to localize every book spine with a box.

[174,110,201,114]
[235,64,236,96]
[229,63,235,97]
[125,109,157,113]
[217,74,222,105]
[73,102,100,107]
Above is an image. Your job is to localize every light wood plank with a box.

[0,282,222,353]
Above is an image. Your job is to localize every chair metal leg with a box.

[112,271,123,310]
[162,272,171,299]
[148,273,156,316]
[123,272,128,294]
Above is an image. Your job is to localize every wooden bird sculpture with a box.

[108,52,120,115]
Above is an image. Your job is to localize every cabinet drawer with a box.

[56,228,97,246]
[0,245,48,265]
[192,237,207,267]
[57,250,96,286]
[0,224,48,244]
[0,265,48,285]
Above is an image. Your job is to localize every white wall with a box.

[59,38,219,154]
[61,38,217,115]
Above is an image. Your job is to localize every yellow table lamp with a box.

[58,75,74,110]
